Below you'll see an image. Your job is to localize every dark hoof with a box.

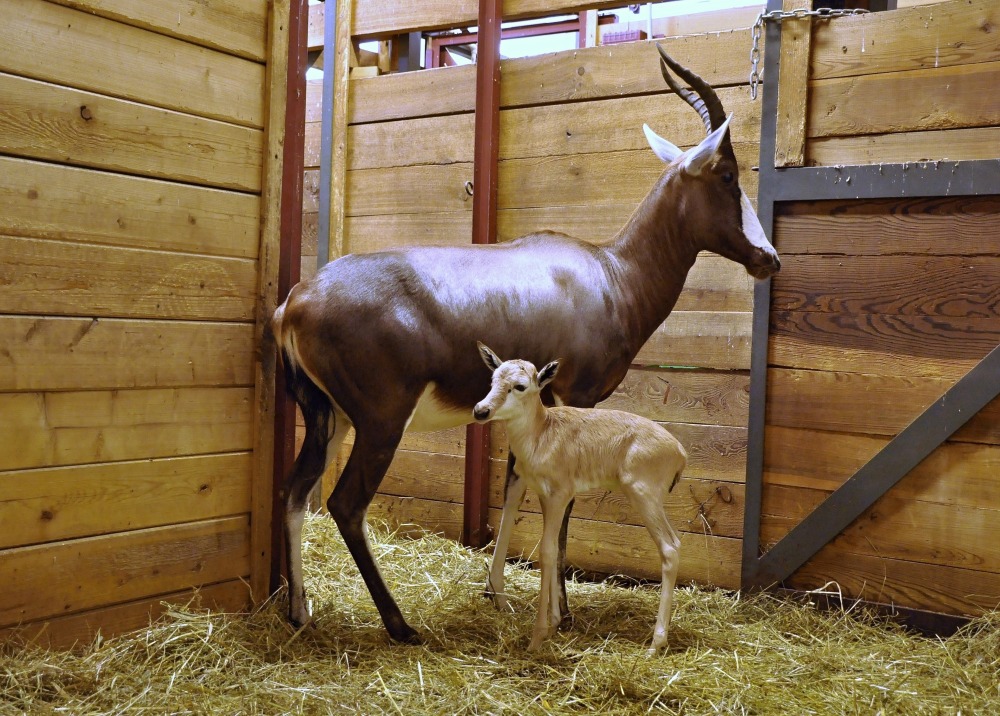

[389,625,422,645]
[557,611,574,631]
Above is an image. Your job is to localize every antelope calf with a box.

[473,343,686,653]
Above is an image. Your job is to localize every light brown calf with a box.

[474,344,687,653]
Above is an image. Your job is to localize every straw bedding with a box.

[2,513,998,715]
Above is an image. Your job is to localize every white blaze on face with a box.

[741,191,777,256]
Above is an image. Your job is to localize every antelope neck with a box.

[603,171,699,349]
[502,398,550,462]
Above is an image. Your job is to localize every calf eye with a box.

[721,171,734,184]
[514,385,527,392]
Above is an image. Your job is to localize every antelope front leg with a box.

[529,495,567,651]
[486,457,527,611]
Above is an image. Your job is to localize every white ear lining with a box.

[642,123,684,163]
[682,113,733,175]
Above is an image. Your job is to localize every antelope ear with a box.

[537,360,560,389]
[477,342,503,372]
[683,113,733,176]
[643,123,683,163]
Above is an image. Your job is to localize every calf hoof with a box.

[288,609,313,631]
[557,610,575,630]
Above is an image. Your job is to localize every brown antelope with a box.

[272,46,779,644]
[473,345,686,653]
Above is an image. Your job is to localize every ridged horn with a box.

[656,44,728,135]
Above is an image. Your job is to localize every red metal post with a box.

[462,0,503,549]
[271,0,309,592]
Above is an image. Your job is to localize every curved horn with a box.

[656,44,727,135]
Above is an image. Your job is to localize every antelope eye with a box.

[721,171,734,184]
[514,384,527,392]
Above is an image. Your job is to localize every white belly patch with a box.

[404,383,473,433]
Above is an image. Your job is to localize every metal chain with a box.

[750,7,870,100]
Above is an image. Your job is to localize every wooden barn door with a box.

[0,0,294,646]
[742,0,1000,622]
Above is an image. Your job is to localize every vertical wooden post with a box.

[270,0,309,593]
[252,0,294,602]
[463,0,503,549]
[774,0,813,167]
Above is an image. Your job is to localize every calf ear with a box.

[537,360,560,389]
[477,342,503,372]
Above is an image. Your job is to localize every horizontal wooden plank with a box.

[809,61,1000,139]
[0,579,251,650]
[494,507,742,589]
[0,453,252,550]
[346,163,473,216]
[349,65,476,124]
[343,113,475,171]
[488,473,745,540]
[48,0,268,62]
[766,368,1000,444]
[597,367,750,428]
[498,203,630,244]
[771,254,1000,318]
[0,156,260,259]
[500,86,760,160]
[807,126,1000,166]
[810,0,1000,81]
[351,0,476,37]
[0,516,250,628]
[0,235,257,321]
[0,0,265,127]
[778,542,1000,617]
[346,31,752,123]
[762,483,1000,574]
[0,317,254,392]
[366,494,742,588]
[347,0,640,38]
[769,310,1000,380]
[774,196,1000,257]
[635,311,752,371]
[368,493,464,542]
[764,425,1000,505]
[501,31,753,108]
[0,73,263,192]
[344,212,473,254]
[1,386,253,471]
[498,143,759,212]
[491,420,748,483]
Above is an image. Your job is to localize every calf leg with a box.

[327,427,419,644]
[624,479,681,655]
[556,498,574,624]
[530,494,570,651]
[486,455,527,611]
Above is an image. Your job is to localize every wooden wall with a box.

[0,0,286,647]
[761,0,1000,617]
[305,1,762,591]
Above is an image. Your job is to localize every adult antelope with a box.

[273,46,779,644]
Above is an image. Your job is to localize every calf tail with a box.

[668,469,682,493]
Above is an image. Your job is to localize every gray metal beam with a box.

[317,0,337,267]
[748,344,1000,587]
[771,160,1000,202]
[742,0,784,584]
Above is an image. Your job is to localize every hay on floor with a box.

[2,513,998,715]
